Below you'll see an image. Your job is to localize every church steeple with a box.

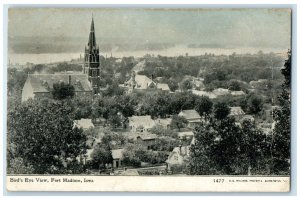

[88,16,96,48]
[83,16,101,96]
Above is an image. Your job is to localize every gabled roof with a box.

[212,88,230,96]
[74,118,94,130]
[27,74,92,93]
[137,134,157,140]
[229,107,245,116]
[135,75,154,89]
[111,149,124,160]
[179,109,201,120]
[157,83,170,91]
[178,131,194,138]
[190,90,217,99]
[230,91,245,96]
[128,115,156,129]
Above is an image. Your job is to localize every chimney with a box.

[151,74,154,81]
[179,145,182,155]
[68,75,71,85]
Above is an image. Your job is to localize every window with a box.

[92,70,97,76]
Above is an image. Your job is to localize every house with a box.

[136,134,157,150]
[166,145,190,173]
[230,90,245,96]
[128,115,156,132]
[257,122,275,135]
[121,72,170,93]
[73,118,94,130]
[190,90,217,99]
[178,109,202,128]
[111,149,124,168]
[229,107,245,121]
[93,117,107,127]
[154,118,172,129]
[157,83,170,91]
[22,74,93,102]
[250,79,268,89]
[79,149,94,165]
[212,88,230,97]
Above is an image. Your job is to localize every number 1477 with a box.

[213,179,224,183]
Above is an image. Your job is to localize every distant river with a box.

[8,45,288,65]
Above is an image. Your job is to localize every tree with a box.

[122,144,144,167]
[248,95,263,114]
[180,79,193,91]
[170,115,188,131]
[195,96,213,117]
[52,82,75,100]
[90,143,113,170]
[213,102,230,120]
[102,81,125,96]
[272,50,291,175]
[227,80,241,91]
[167,79,179,92]
[7,99,87,174]
[189,117,266,175]
[240,120,272,175]
[7,157,35,174]
[188,120,219,175]
[101,131,128,149]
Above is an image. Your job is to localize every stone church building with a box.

[22,17,101,102]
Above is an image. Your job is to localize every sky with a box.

[8,8,291,48]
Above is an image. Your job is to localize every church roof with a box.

[27,74,92,93]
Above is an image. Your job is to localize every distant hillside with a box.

[8,36,175,54]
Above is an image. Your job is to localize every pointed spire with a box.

[88,15,96,47]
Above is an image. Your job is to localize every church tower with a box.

[83,16,100,95]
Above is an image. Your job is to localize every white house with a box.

[128,115,156,132]
[73,118,95,130]
[178,109,202,128]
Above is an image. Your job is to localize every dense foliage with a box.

[7,99,87,174]
[272,50,291,175]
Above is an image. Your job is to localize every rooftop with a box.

[74,118,94,130]
[128,115,156,129]
[111,149,124,160]
[27,74,92,93]
[229,107,245,116]
[179,109,201,120]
